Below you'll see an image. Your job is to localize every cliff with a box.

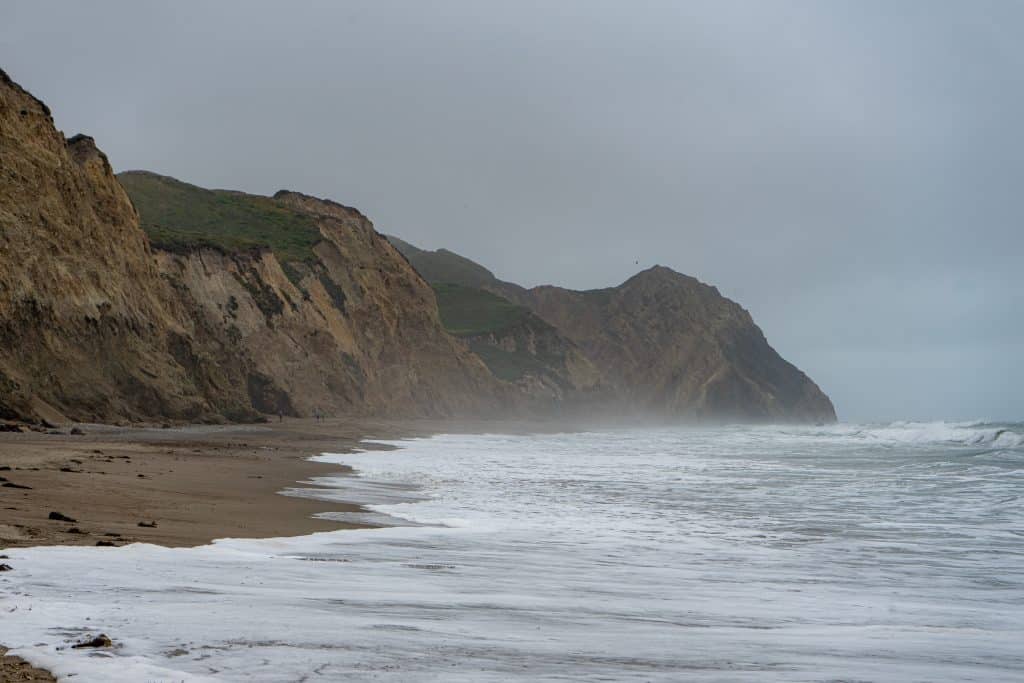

[123,174,507,418]
[0,65,833,424]
[430,283,602,406]
[0,69,255,423]
[389,240,837,422]
[0,69,505,423]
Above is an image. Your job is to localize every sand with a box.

[0,646,56,682]
[0,416,430,679]
[0,417,435,549]
[0,415,564,678]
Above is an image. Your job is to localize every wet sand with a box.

[0,414,589,548]
[0,646,56,682]
[0,417,419,680]
[0,417,430,549]
[0,415,564,678]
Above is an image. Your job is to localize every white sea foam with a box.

[0,422,1021,681]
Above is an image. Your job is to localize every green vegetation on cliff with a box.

[387,236,499,290]
[467,341,557,382]
[431,283,529,336]
[118,171,321,264]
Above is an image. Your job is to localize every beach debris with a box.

[59,466,79,473]
[71,634,112,649]
[65,527,85,534]
[103,532,121,537]
[0,564,11,572]
[95,541,117,547]
[70,427,85,435]
[2,482,31,489]
[48,511,77,522]
[137,521,157,528]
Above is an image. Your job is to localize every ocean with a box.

[1,422,1022,681]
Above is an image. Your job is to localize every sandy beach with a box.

[0,417,429,681]
[0,418,403,549]
[0,415,571,680]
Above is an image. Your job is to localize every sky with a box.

[2,1,1021,421]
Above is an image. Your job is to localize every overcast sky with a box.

[3,1,1021,421]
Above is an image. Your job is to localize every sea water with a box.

[1,422,1022,681]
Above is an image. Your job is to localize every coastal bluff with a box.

[0,68,503,423]
[389,240,837,423]
[1,67,833,424]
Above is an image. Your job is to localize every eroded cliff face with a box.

[458,312,603,407]
[0,66,833,424]
[518,267,836,422]
[0,70,505,422]
[155,191,508,418]
[0,69,255,423]
[389,240,837,423]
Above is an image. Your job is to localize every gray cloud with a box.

[3,0,1021,420]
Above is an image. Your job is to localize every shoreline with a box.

[0,416,420,682]
[0,415,572,681]
[0,418,404,549]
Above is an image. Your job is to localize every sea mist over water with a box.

[1,421,1022,681]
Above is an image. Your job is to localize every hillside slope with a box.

[431,283,602,404]
[389,239,836,422]
[386,238,603,404]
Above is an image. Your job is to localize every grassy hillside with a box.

[467,341,557,382]
[118,171,322,264]
[431,283,569,382]
[386,236,505,289]
[432,283,529,336]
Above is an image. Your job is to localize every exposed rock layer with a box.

[389,241,836,422]
[151,188,507,418]
[0,67,833,424]
[0,69,252,423]
[458,310,603,406]
[0,70,504,422]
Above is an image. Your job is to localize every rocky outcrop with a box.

[516,268,835,422]
[389,241,836,423]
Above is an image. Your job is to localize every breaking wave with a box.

[827,420,1024,449]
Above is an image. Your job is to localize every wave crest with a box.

[846,421,1024,448]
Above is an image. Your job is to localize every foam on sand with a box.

[1,422,1022,681]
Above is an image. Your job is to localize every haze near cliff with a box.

[3,1,1022,420]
